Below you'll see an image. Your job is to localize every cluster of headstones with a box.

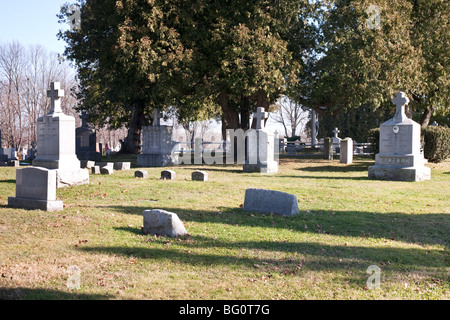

[83,161,131,175]
[135,169,208,181]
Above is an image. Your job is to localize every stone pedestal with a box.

[137,125,176,167]
[368,92,430,182]
[243,129,278,174]
[324,137,333,160]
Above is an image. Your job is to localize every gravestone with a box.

[368,91,431,181]
[192,170,208,181]
[100,167,114,175]
[8,167,63,211]
[340,138,353,164]
[161,170,176,180]
[135,170,148,178]
[332,127,342,152]
[137,109,176,167]
[80,160,95,169]
[142,209,188,238]
[324,138,333,160]
[75,111,102,162]
[114,162,131,171]
[32,82,89,188]
[243,188,299,216]
[243,108,279,174]
[91,166,100,175]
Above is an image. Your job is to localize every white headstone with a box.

[340,138,353,164]
[368,91,430,181]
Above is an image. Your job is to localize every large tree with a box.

[59,0,312,155]
[296,0,449,129]
[58,0,192,154]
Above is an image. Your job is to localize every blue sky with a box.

[0,1,68,54]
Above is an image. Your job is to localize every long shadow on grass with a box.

[0,179,16,184]
[107,206,450,248]
[80,234,448,275]
[0,287,111,300]
[296,162,371,173]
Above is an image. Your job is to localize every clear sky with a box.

[0,0,68,54]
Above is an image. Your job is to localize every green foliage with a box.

[295,0,449,126]
[318,103,392,143]
[422,126,450,163]
[368,128,380,157]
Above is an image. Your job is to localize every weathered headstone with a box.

[142,209,188,238]
[192,170,208,181]
[76,111,102,162]
[243,107,279,174]
[161,170,176,180]
[135,170,148,178]
[340,138,353,164]
[114,162,131,171]
[97,162,113,169]
[80,160,96,169]
[243,188,299,216]
[368,91,431,181]
[32,82,89,188]
[8,167,63,211]
[137,109,176,167]
[91,166,100,175]
[100,167,114,175]
[324,137,333,160]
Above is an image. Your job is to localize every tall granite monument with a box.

[368,91,431,182]
[32,82,89,188]
[243,107,278,174]
[76,111,102,162]
[137,109,176,167]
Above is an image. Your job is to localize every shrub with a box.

[422,126,450,163]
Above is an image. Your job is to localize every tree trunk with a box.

[125,100,146,155]
[420,105,434,127]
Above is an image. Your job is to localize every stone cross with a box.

[392,91,409,123]
[333,127,340,138]
[47,82,65,114]
[80,111,88,128]
[152,108,163,126]
[254,107,269,130]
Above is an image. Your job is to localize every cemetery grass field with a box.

[0,155,449,300]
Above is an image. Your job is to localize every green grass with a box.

[0,155,448,300]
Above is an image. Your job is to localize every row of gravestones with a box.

[135,169,208,182]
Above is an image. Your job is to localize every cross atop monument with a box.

[47,82,64,114]
[392,91,409,122]
[333,127,340,138]
[80,111,89,128]
[152,108,163,126]
[254,107,269,130]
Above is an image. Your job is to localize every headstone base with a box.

[8,197,63,212]
[368,165,431,182]
[243,161,278,174]
[137,153,174,167]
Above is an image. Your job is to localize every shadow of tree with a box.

[296,162,371,173]
[107,206,450,248]
[0,287,111,300]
